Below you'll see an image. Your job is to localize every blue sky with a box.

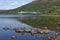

[0,0,34,10]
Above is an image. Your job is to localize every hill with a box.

[0,0,60,14]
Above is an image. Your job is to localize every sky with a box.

[0,0,34,10]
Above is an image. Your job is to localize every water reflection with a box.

[0,17,59,40]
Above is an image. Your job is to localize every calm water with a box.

[0,14,58,40]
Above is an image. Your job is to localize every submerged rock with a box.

[11,35,16,39]
[3,27,10,30]
[25,28,31,33]
[31,30,38,34]
[14,28,50,34]
[14,28,25,33]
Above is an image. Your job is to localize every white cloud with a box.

[10,1,18,5]
[0,0,34,10]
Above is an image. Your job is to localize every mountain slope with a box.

[0,0,60,14]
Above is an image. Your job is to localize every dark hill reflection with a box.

[0,17,59,40]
